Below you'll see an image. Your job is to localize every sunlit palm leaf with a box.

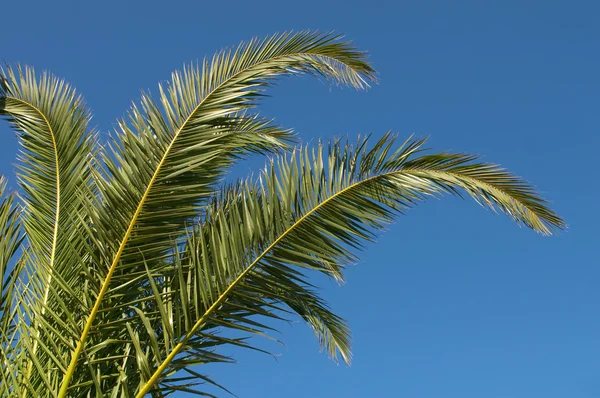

[0,67,98,396]
[0,177,25,397]
[131,134,563,396]
[0,177,23,317]
[0,32,564,398]
[57,31,376,396]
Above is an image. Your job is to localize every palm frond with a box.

[0,65,98,396]
[0,33,564,398]
[128,134,563,396]
[0,177,25,397]
[57,31,376,396]
[0,177,23,317]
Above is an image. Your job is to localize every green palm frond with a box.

[0,177,24,396]
[0,65,96,267]
[0,32,564,398]
[57,31,376,396]
[0,177,23,317]
[0,66,98,395]
[126,134,563,396]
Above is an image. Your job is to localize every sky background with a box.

[1,1,598,397]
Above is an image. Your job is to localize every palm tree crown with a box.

[0,31,564,397]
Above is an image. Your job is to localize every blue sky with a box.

[1,1,598,397]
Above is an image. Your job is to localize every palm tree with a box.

[0,31,564,397]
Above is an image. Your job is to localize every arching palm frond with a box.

[130,134,563,396]
[0,177,22,318]
[0,68,98,395]
[0,32,564,398]
[0,177,24,397]
[57,31,376,396]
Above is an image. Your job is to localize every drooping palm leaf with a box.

[56,31,376,396]
[0,32,564,398]
[129,134,563,396]
[0,177,25,397]
[0,177,23,319]
[0,67,98,395]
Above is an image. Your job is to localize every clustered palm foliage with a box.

[0,31,564,397]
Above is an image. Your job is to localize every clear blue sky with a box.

[1,1,598,397]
